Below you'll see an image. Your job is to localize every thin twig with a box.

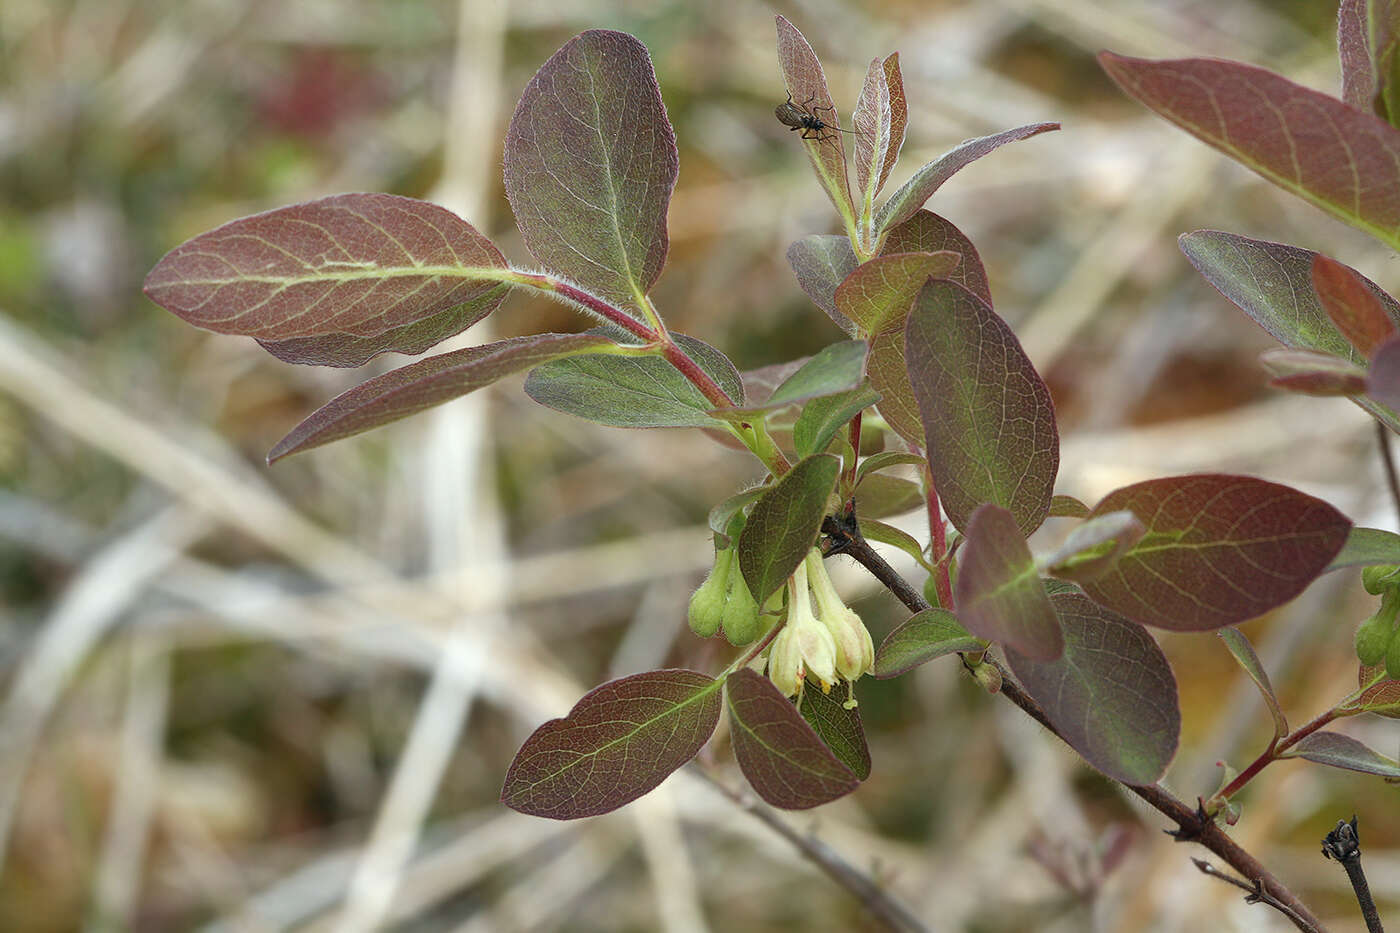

[1322,817,1385,933]
[830,522,1327,933]
[1190,858,1312,928]
[1377,422,1400,528]
[693,766,928,933]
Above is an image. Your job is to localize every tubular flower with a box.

[767,558,838,697]
[805,550,875,683]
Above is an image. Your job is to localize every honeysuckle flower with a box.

[805,550,875,683]
[767,558,838,697]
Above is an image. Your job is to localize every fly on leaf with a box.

[775,92,857,142]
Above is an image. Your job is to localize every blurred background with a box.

[2,0,1398,930]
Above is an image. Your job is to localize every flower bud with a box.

[1363,564,1400,595]
[1356,589,1400,666]
[720,563,763,646]
[687,546,732,638]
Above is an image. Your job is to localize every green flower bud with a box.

[1363,564,1400,595]
[720,562,763,646]
[1356,588,1400,666]
[687,546,732,638]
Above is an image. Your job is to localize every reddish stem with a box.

[1216,708,1341,801]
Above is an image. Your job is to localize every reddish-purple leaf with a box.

[834,252,961,335]
[798,681,871,780]
[775,16,855,223]
[1218,627,1288,741]
[879,53,908,198]
[1080,475,1351,632]
[956,504,1062,661]
[1284,730,1400,778]
[853,58,893,212]
[1101,53,1400,251]
[268,333,616,461]
[1259,348,1368,396]
[873,608,984,679]
[738,454,841,604]
[787,235,859,335]
[880,211,990,304]
[503,31,677,319]
[1344,664,1400,719]
[906,279,1059,536]
[726,668,859,809]
[1339,0,1378,112]
[1367,334,1400,409]
[143,193,510,363]
[1006,593,1179,785]
[501,669,723,819]
[1312,254,1397,356]
[875,123,1059,234]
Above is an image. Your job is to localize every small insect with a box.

[774,92,858,143]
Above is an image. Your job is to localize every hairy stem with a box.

[835,524,1326,933]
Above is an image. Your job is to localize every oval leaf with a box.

[503,30,678,317]
[143,193,510,362]
[1218,628,1288,741]
[710,341,867,420]
[738,454,841,604]
[1312,254,1397,357]
[860,518,934,573]
[875,123,1059,233]
[956,503,1063,661]
[793,382,882,458]
[1080,475,1351,631]
[501,669,722,819]
[853,57,893,212]
[906,279,1059,536]
[1039,510,1147,583]
[786,235,859,334]
[880,210,990,303]
[799,681,872,780]
[1101,53,1400,251]
[1284,731,1400,778]
[1006,593,1180,785]
[775,16,855,224]
[726,668,859,809]
[524,334,741,428]
[873,608,985,678]
[834,251,962,335]
[269,332,619,461]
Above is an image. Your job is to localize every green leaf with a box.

[799,681,872,780]
[1218,628,1288,741]
[1312,253,1397,357]
[503,30,677,318]
[859,518,933,573]
[851,473,923,520]
[775,16,855,227]
[1049,495,1091,519]
[523,334,741,428]
[873,608,984,678]
[880,211,990,303]
[269,333,619,461]
[854,451,925,484]
[708,488,763,545]
[726,669,859,809]
[834,252,962,335]
[1259,349,1368,397]
[501,669,722,819]
[1342,664,1400,719]
[905,279,1059,536]
[738,454,841,603]
[1180,231,1400,365]
[1038,510,1146,583]
[1327,527,1400,571]
[1100,53,1400,252]
[793,382,882,458]
[142,193,511,366]
[1283,731,1400,778]
[1005,593,1180,786]
[710,341,867,420]
[786,235,858,335]
[1080,474,1352,631]
[875,123,1060,234]
[956,503,1063,661]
